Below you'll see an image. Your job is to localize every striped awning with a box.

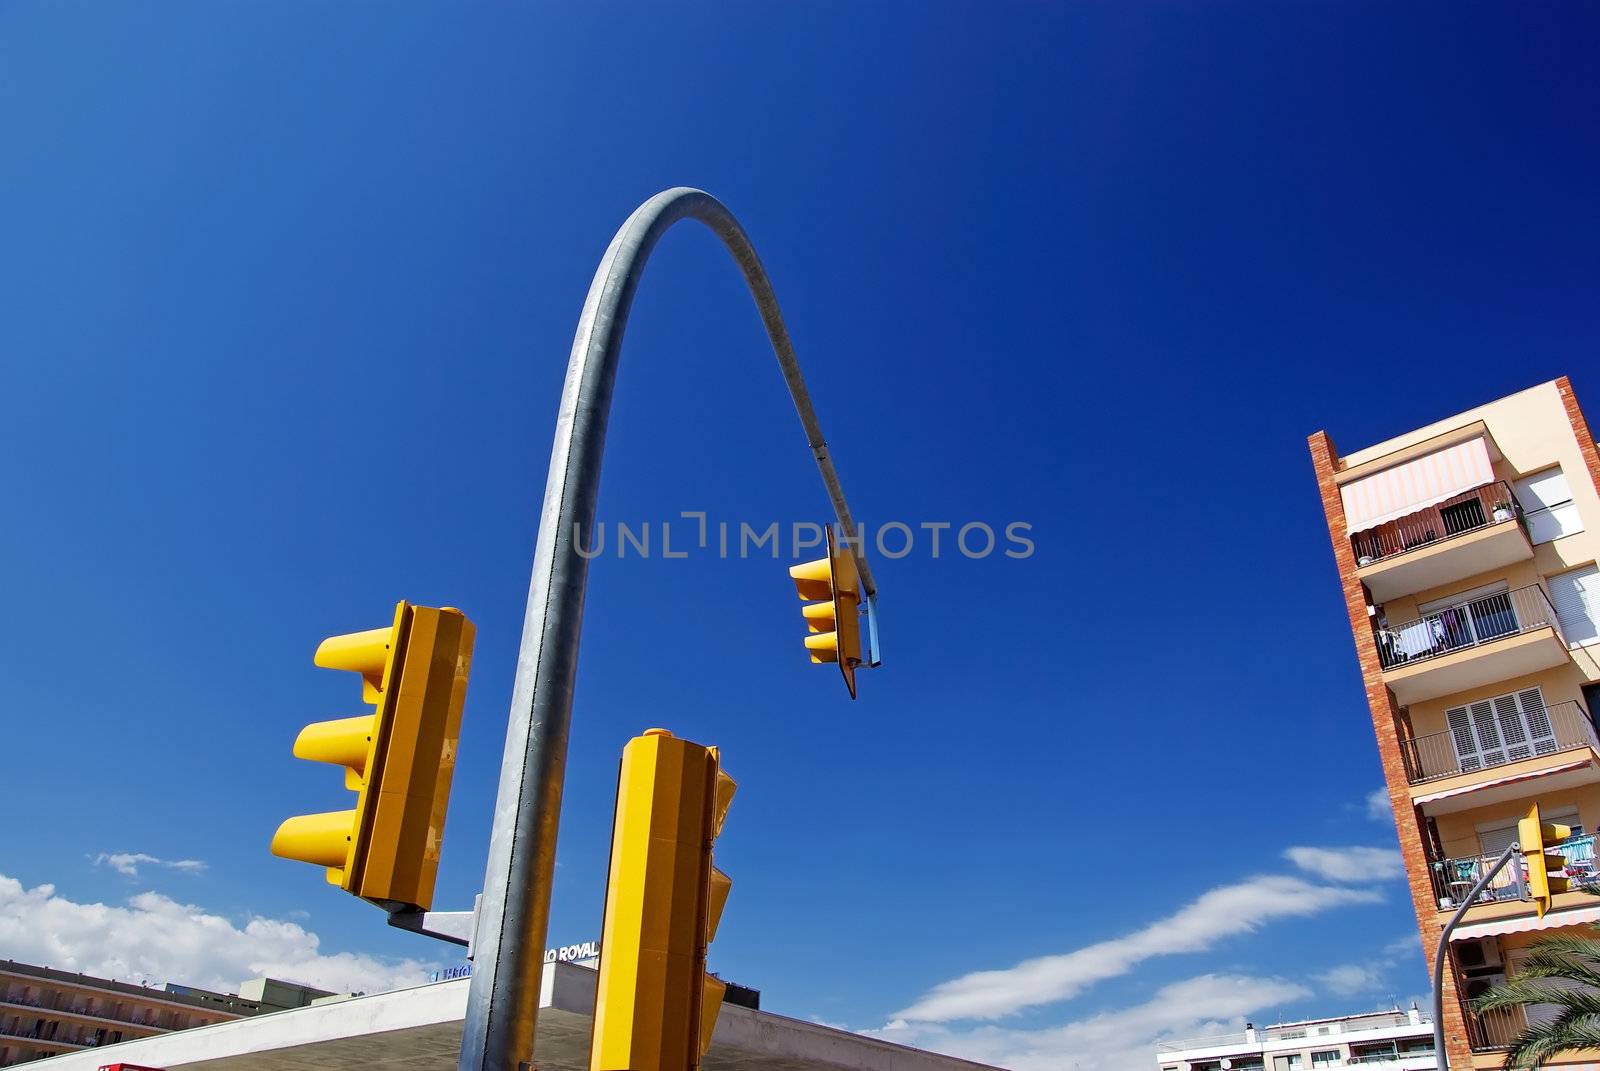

[1412,758,1592,806]
[1453,904,1600,941]
[1340,437,1494,535]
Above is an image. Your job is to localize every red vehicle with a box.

[97,1064,166,1071]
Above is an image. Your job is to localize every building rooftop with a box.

[0,958,263,1017]
[1158,1007,1430,1059]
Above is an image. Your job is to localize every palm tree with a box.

[1474,931,1600,1067]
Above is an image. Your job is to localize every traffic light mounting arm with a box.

[863,593,881,668]
[387,893,482,953]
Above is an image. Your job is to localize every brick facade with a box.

[1558,376,1600,501]
[1307,431,1475,1071]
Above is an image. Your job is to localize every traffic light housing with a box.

[1520,802,1572,918]
[591,729,736,1071]
[271,601,475,913]
[789,526,862,699]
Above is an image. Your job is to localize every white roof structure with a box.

[1157,1009,1434,1070]
[37,962,1006,1071]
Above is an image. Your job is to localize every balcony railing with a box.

[0,994,165,1030]
[1403,701,1598,783]
[1346,1048,1435,1065]
[1376,585,1565,671]
[1352,482,1520,567]
[1432,832,1600,908]
[1466,1004,1526,1052]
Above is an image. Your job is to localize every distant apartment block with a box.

[1310,376,1600,1070]
[1158,1007,1435,1071]
[0,960,333,1066]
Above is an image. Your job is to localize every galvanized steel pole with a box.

[459,188,873,1071]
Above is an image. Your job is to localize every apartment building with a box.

[1158,1008,1436,1071]
[0,960,334,1066]
[0,960,251,1065]
[1310,376,1600,1070]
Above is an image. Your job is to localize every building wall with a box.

[0,963,250,1066]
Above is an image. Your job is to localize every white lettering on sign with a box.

[543,940,601,964]
[427,939,599,984]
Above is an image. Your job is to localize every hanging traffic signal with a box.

[1519,802,1572,918]
[271,601,475,913]
[591,729,736,1071]
[788,526,862,699]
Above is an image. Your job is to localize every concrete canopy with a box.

[37,963,1005,1071]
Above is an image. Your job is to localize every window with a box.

[1310,1050,1341,1068]
[1480,805,1582,856]
[1551,565,1600,649]
[1274,1054,1304,1071]
[1446,687,1555,771]
[1515,468,1584,544]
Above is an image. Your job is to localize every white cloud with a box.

[1285,846,1403,883]
[877,974,1311,1071]
[92,852,208,878]
[1317,963,1385,997]
[1316,935,1424,998]
[1366,787,1393,822]
[0,873,435,995]
[893,875,1380,1022]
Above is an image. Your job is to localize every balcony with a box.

[1431,832,1600,910]
[1466,1004,1526,1053]
[1404,701,1600,790]
[1346,1047,1436,1067]
[1377,585,1570,705]
[1353,482,1533,603]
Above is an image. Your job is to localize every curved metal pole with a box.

[460,188,873,1071]
[1432,842,1520,1071]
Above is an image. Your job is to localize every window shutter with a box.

[1471,700,1507,765]
[1550,565,1600,648]
[1515,469,1584,544]
[1448,706,1481,770]
[1519,688,1555,751]
[1495,694,1533,759]
[1517,468,1573,510]
[1479,823,1518,858]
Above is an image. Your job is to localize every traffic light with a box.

[271,601,475,914]
[591,729,736,1071]
[1519,802,1572,918]
[789,526,862,699]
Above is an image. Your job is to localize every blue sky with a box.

[3,3,1598,1068]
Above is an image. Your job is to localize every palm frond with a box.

[1500,1016,1600,1069]
[1476,978,1600,1017]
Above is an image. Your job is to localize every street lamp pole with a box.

[1431,842,1520,1071]
[458,188,876,1071]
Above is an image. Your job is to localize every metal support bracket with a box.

[389,893,483,957]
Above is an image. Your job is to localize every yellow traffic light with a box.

[271,601,475,913]
[1519,802,1573,918]
[591,729,736,1071]
[789,526,862,699]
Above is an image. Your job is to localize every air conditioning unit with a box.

[1463,973,1506,1001]
[1455,937,1503,971]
